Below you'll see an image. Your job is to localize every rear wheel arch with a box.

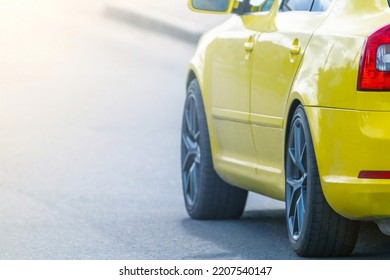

[285,100,302,144]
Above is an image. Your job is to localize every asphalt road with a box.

[0,0,389,260]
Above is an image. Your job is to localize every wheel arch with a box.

[186,60,205,95]
[186,70,196,92]
[185,65,221,173]
[284,100,302,147]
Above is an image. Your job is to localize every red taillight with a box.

[358,25,390,91]
[358,171,390,179]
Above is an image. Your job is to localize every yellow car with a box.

[181,0,390,257]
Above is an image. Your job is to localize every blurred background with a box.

[0,0,388,259]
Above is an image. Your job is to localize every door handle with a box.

[289,45,301,55]
[289,39,301,55]
[244,36,255,59]
[244,42,254,52]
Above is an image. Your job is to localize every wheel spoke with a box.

[184,108,192,135]
[288,215,295,237]
[194,130,200,142]
[190,100,198,137]
[300,142,307,162]
[188,164,195,201]
[183,97,200,140]
[293,202,299,237]
[194,145,201,164]
[287,183,299,215]
[294,124,306,175]
[182,135,198,170]
[192,164,200,200]
[287,176,306,239]
[297,194,305,233]
[184,169,191,197]
[182,134,198,153]
[294,123,302,160]
[288,147,296,166]
[287,178,299,190]
[184,155,200,204]
[287,186,296,222]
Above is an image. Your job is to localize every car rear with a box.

[295,0,390,222]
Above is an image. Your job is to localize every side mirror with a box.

[188,0,236,14]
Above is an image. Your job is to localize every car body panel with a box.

[306,107,390,219]
[187,0,390,218]
[208,16,257,172]
[250,10,329,199]
[191,16,260,193]
[294,1,390,111]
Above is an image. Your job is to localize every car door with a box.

[207,0,282,186]
[206,15,258,179]
[248,0,331,197]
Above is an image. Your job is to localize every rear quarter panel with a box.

[290,0,390,111]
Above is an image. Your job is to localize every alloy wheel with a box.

[286,116,308,240]
[181,93,201,207]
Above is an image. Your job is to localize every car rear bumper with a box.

[305,106,390,220]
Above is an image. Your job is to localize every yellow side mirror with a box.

[188,0,237,14]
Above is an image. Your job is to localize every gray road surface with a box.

[0,0,389,259]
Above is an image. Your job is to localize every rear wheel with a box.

[285,105,359,257]
[181,79,248,219]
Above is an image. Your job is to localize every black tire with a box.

[285,105,360,257]
[181,79,248,220]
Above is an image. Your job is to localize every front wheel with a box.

[181,79,248,220]
[285,105,359,257]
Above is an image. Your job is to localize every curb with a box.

[104,4,203,44]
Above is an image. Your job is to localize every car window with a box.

[237,0,276,13]
[311,0,333,12]
[259,0,275,11]
[280,0,314,12]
